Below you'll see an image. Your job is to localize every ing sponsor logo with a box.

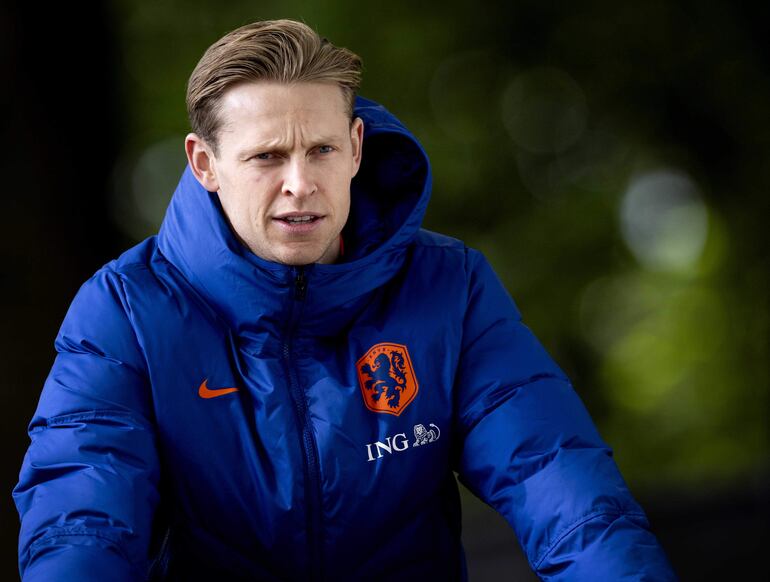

[365,423,441,462]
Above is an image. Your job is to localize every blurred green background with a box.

[4,0,768,579]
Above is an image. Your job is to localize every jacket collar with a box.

[157,97,431,337]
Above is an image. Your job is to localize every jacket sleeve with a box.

[454,248,676,581]
[13,268,160,581]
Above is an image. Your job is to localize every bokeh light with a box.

[501,67,588,155]
[111,136,187,241]
[620,169,710,273]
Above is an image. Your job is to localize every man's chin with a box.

[269,244,332,267]
[247,234,340,266]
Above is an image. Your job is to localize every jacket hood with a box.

[157,96,431,336]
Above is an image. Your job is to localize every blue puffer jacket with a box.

[14,97,675,581]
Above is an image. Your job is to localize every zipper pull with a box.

[294,268,307,300]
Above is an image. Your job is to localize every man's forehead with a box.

[219,81,349,121]
[213,82,352,152]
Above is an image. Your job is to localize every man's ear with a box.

[185,133,220,192]
[350,117,364,177]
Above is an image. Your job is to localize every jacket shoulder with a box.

[94,235,223,338]
[58,236,191,367]
[55,239,161,372]
[412,229,498,283]
[413,228,466,251]
[99,236,186,306]
[103,236,160,276]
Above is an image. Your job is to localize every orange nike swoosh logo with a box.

[198,379,240,399]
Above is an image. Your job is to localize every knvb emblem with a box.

[356,342,419,416]
[365,423,441,462]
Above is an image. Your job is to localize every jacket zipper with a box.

[282,266,323,580]
[294,267,307,300]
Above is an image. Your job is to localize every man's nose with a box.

[281,157,317,197]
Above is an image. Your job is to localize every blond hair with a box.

[186,19,363,154]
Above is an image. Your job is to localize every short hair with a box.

[186,19,363,155]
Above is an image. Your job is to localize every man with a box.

[14,19,676,581]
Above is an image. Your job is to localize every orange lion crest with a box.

[356,343,419,416]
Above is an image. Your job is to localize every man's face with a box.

[186,81,363,265]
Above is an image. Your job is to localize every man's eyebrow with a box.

[237,135,344,159]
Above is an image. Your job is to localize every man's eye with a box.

[252,153,272,160]
[318,145,334,154]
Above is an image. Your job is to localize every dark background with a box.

[3,1,768,580]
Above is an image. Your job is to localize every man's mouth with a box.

[274,212,323,222]
[279,215,319,224]
[273,213,324,233]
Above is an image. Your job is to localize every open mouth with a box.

[277,215,320,224]
[273,214,324,233]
